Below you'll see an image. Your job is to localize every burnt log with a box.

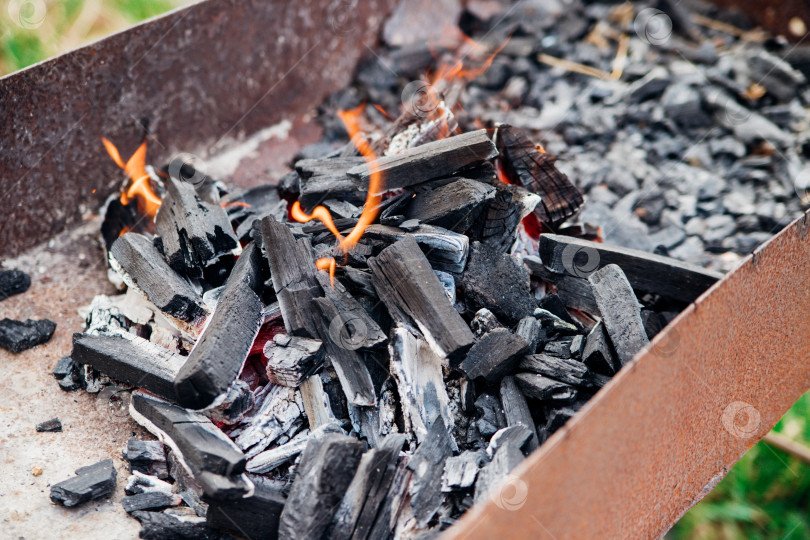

[71,332,185,402]
[155,176,238,278]
[540,234,722,304]
[405,178,496,233]
[369,236,474,361]
[588,264,650,367]
[50,459,117,507]
[205,482,286,540]
[0,318,56,353]
[347,129,498,193]
[296,156,367,210]
[496,124,583,229]
[460,329,531,383]
[278,434,365,540]
[110,233,208,325]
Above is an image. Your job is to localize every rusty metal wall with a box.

[0,0,396,259]
[444,210,810,539]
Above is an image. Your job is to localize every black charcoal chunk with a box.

[518,354,610,388]
[515,316,543,354]
[0,318,56,353]
[0,268,30,300]
[500,376,539,451]
[470,308,502,337]
[206,482,286,539]
[405,178,496,233]
[52,355,76,380]
[50,459,117,507]
[264,334,324,387]
[514,373,578,402]
[460,329,531,383]
[131,511,231,540]
[36,417,62,432]
[124,439,169,479]
[582,320,617,375]
[121,491,181,513]
[474,394,506,437]
[406,417,455,527]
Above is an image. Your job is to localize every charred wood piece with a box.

[278,434,365,540]
[205,482,286,540]
[369,236,474,362]
[124,471,173,495]
[71,332,185,402]
[0,268,30,300]
[471,182,540,254]
[316,272,387,350]
[0,318,56,353]
[50,459,117,507]
[110,233,208,325]
[514,373,579,403]
[155,176,238,278]
[130,391,250,501]
[540,234,722,304]
[582,320,617,375]
[364,223,469,274]
[53,355,78,380]
[264,334,324,387]
[518,354,611,389]
[131,511,230,540]
[461,242,536,325]
[36,417,62,432]
[588,264,650,367]
[442,450,486,492]
[347,129,498,193]
[299,375,339,430]
[121,491,182,513]
[475,393,507,437]
[470,308,502,338]
[173,245,264,410]
[515,316,543,354]
[296,156,367,210]
[499,376,539,451]
[406,417,455,527]
[124,439,169,480]
[203,380,255,426]
[496,124,583,229]
[233,384,304,456]
[460,329,531,383]
[246,422,344,473]
[405,178,496,233]
[523,255,599,315]
[474,426,529,504]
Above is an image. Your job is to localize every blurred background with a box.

[2,1,810,538]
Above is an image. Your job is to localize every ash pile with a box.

[49,0,810,538]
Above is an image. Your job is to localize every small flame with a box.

[102,138,162,218]
[316,257,336,287]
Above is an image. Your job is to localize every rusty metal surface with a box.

[0,0,396,259]
[444,209,810,540]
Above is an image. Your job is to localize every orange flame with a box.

[316,257,336,287]
[102,138,162,218]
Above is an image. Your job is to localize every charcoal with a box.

[389,326,455,444]
[486,424,533,458]
[36,417,62,432]
[366,456,414,540]
[0,268,30,300]
[405,178,496,233]
[315,272,387,350]
[537,293,576,325]
[540,234,722,304]
[130,511,231,540]
[499,376,539,452]
[121,491,181,513]
[474,426,528,504]
[296,156,367,210]
[110,233,208,325]
[662,84,712,128]
[523,255,599,315]
[174,244,264,409]
[470,182,540,253]
[203,380,255,425]
[406,416,455,527]
[702,88,789,146]
[124,439,169,480]
[278,434,365,540]
[474,394,506,437]
[50,459,117,507]
[155,176,238,278]
[263,334,324,387]
[460,329,531,383]
[299,375,339,430]
[130,391,250,501]
[470,308,502,337]
[569,334,585,359]
[369,236,474,362]
[71,333,185,402]
[442,450,486,491]
[543,338,573,358]
[125,471,173,495]
[626,66,670,102]
[588,264,649,368]
[495,124,583,229]
[330,434,406,540]
[348,129,498,192]
[58,373,83,392]
[233,385,304,456]
[205,482,286,540]
[514,373,578,403]
[748,50,806,102]
[0,318,56,353]
[461,242,536,325]
[247,422,344,473]
[518,354,610,389]
[364,223,469,274]
[52,355,76,380]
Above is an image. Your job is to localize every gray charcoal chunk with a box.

[0,268,31,300]
[121,491,181,513]
[50,459,117,507]
[0,318,56,353]
[36,417,62,432]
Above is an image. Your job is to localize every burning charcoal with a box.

[36,417,62,432]
[389,327,455,444]
[0,318,56,353]
[110,233,208,325]
[154,176,238,278]
[278,434,365,539]
[130,511,230,540]
[0,268,30,300]
[121,491,182,513]
[470,308,502,337]
[347,129,498,192]
[471,182,540,254]
[125,471,173,495]
[514,373,578,403]
[474,394,506,437]
[442,450,486,492]
[315,272,387,350]
[247,423,344,473]
[518,354,610,389]
[203,380,255,425]
[50,459,117,507]
[539,234,722,304]
[474,427,529,504]
[495,124,583,229]
[499,376,539,452]
[130,391,250,501]
[174,244,264,410]
[461,242,535,325]
[124,439,169,480]
[263,334,324,387]
[205,482,286,540]
[515,316,543,354]
[406,417,455,527]
[365,223,469,274]
[71,333,185,402]
[460,329,530,383]
[369,236,474,362]
[329,434,406,540]
[405,178,496,233]
[588,264,649,368]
